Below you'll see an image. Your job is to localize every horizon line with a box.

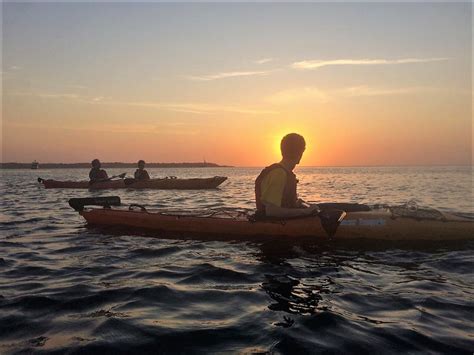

[1,162,472,168]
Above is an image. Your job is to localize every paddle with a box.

[69,196,121,211]
[313,202,371,212]
[89,172,126,185]
[123,175,154,186]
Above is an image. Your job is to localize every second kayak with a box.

[38,176,227,190]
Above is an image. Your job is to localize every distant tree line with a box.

[1,162,231,169]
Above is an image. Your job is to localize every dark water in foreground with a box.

[1,166,473,354]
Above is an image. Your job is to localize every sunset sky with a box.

[1,2,472,166]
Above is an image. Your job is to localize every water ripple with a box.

[0,167,473,353]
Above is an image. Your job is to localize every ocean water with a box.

[1,166,473,354]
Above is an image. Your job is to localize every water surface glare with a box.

[1,166,473,353]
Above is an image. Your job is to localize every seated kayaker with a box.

[89,159,108,183]
[134,160,150,180]
[255,133,320,218]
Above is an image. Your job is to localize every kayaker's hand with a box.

[296,198,309,208]
[305,205,321,216]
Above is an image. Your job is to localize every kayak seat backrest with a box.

[68,196,121,211]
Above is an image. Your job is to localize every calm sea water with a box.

[1,166,473,354]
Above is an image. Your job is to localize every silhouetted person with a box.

[89,159,108,183]
[134,160,150,180]
[255,133,320,218]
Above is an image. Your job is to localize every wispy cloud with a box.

[266,87,330,104]
[11,92,81,100]
[91,123,201,135]
[186,70,272,81]
[5,121,201,136]
[1,65,22,77]
[67,84,88,90]
[338,85,435,97]
[291,57,449,70]
[118,101,278,115]
[255,58,274,65]
[266,85,448,104]
[10,91,276,115]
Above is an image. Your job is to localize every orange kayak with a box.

[38,176,227,190]
[69,198,474,241]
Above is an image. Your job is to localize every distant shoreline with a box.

[0,162,232,169]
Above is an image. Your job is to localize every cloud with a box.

[186,70,272,81]
[8,91,277,115]
[5,121,201,136]
[118,101,278,115]
[94,123,201,135]
[11,92,81,99]
[266,87,330,104]
[67,85,88,90]
[291,57,449,70]
[340,86,410,97]
[255,58,274,64]
[338,85,446,97]
[266,85,448,104]
[1,66,22,77]
[40,93,81,99]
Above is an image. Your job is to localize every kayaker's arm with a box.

[264,202,319,218]
[296,198,310,208]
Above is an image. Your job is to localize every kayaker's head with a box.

[281,133,306,166]
[138,160,145,170]
[91,159,101,169]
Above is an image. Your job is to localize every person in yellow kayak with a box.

[89,159,109,183]
[134,160,150,181]
[255,133,320,218]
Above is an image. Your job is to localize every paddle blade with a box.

[319,210,346,237]
[68,196,121,211]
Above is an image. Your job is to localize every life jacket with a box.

[89,168,108,181]
[134,169,150,180]
[255,163,298,214]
